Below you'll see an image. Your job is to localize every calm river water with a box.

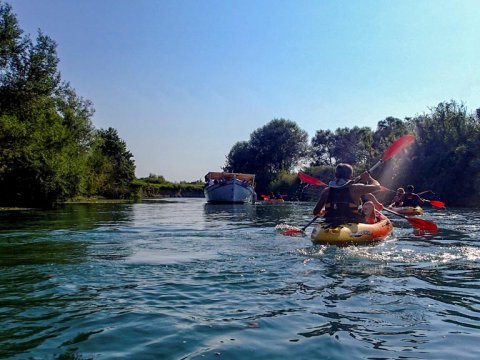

[1,198,480,359]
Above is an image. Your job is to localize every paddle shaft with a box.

[382,207,409,220]
[302,216,319,231]
[382,207,438,231]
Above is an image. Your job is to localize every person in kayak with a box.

[388,187,405,207]
[312,163,384,226]
[400,185,430,207]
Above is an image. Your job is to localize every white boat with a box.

[204,172,256,204]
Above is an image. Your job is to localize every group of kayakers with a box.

[389,185,429,208]
[312,163,429,227]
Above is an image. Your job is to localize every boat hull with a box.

[311,218,393,246]
[204,180,255,203]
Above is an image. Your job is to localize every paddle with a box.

[377,185,395,193]
[299,135,414,188]
[429,200,445,208]
[297,171,328,187]
[282,135,416,236]
[383,207,438,231]
[298,172,394,192]
[369,134,415,172]
[281,216,320,236]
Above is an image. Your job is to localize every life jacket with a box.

[401,193,419,207]
[324,186,363,226]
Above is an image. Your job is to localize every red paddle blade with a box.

[382,135,415,161]
[298,172,328,187]
[282,228,305,236]
[407,217,438,231]
[430,200,445,208]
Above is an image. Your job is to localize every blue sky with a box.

[7,0,480,181]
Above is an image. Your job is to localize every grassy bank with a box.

[134,178,204,198]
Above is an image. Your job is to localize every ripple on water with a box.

[2,200,480,359]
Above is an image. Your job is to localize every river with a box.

[1,199,480,359]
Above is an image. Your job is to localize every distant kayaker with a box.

[312,163,384,226]
[400,185,430,207]
[389,187,405,207]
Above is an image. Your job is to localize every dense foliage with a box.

[224,119,309,190]
[407,102,480,206]
[134,175,204,198]
[225,101,480,206]
[0,2,135,206]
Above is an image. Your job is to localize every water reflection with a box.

[2,201,480,359]
[203,202,300,228]
[0,204,134,267]
[0,203,132,232]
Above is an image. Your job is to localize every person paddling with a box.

[401,185,430,207]
[389,187,405,207]
[312,163,385,226]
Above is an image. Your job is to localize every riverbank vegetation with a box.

[0,3,136,207]
[134,175,204,198]
[2,2,479,208]
[228,102,480,207]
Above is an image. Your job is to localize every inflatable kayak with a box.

[389,206,423,216]
[311,217,393,246]
[263,198,285,204]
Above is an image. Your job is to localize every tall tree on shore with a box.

[91,127,136,199]
[224,119,309,190]
[407,101,480,206]
[311,129,335,166]
[311,126,374,168]
[0,2,135,206]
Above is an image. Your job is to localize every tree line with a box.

[225,102,480,207]
[0,2,135,207]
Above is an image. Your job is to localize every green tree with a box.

[330,126,373,168]
[311,129,335,166]
[0,2,114,206]
[91,127,135,199]
[224,118,309,191]
[407,101,480,205]
[224,141,254,174]
[0,97,87,206]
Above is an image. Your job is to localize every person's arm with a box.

[415,194,426,205]
[313,188,329,215]
[351,172,381,198]
[388,195,398,207]
[363,193,384,210]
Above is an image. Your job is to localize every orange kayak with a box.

[311,217,393,246]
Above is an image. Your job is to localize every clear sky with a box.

[7,0,480,182]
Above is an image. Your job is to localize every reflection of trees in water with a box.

[203,203,257,223]
[0,204,136,357]
[203,202,297,227]
[0,239,88,266]
[0,204,134,267]
[0,203,132,232]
